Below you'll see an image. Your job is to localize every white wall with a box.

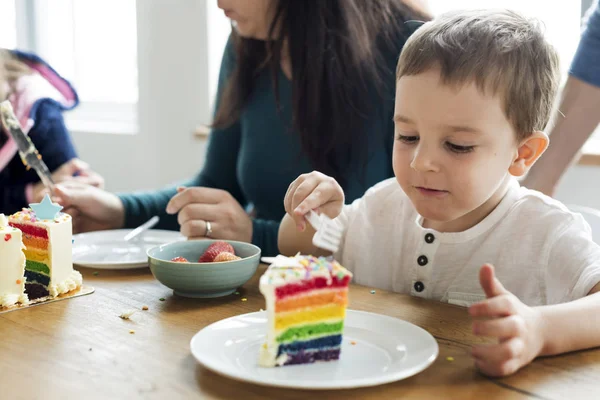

[70,0,216,193]
[555,166,600,209]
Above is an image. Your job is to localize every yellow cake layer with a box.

[274,303,347,330]
[23,247,50,264]
[275,289,348,313]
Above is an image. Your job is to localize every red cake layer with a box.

[9,222,48,239]
[275,275,351,300]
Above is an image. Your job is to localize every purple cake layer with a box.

[25,283,49,299]
[282,348,341,366]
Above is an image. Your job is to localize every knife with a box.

[0,100,55,194]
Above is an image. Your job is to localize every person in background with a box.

[55,0,430,256]
[522,1,600,195]
[0,49,104,214]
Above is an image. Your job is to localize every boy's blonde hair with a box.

[396,9,560,141]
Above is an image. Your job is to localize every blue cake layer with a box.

[277,334,342,356]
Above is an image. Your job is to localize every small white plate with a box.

[190,310,438,389]
[72,229,184,269]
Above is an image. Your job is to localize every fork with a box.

[304,210,342,253]
[123,215,160,242]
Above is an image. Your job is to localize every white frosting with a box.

[0,293,29,308]
[259,342,278,368]
[49,270,82,297]
[259,255,352,288]
[35,213,73,288]
[0,220,27,307]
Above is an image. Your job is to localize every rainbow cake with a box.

[7,195,82,301]
[259,255,352,367]
[0,213,29,307]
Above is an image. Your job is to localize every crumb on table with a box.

[129,330,135,334]
[142,305,149,311]
[119,310,136,320]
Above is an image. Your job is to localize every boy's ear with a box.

[508,131,549,177]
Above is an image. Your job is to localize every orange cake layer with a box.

[275,289,348,313]
[22,236,48,250]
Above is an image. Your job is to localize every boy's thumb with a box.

[479,264,507,298]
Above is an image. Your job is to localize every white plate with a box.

[72,229,184,269]
[190,310,438,389]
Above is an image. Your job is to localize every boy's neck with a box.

[422,175,514,233]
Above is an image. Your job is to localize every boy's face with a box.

[393,68,519,231]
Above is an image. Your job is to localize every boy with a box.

[278,10,600,377]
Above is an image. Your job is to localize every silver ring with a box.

[205,220,212,237]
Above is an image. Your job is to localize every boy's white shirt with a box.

[333,178,600,307]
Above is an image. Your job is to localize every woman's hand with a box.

[53,182,124,233]
[283,171,344,231]
[31,158,105,202]
[166,187,253,242]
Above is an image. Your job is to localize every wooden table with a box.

[1,265,599,400]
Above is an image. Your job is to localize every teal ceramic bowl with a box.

[147,240,261,298]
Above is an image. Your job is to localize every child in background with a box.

[0,49,103,214]
[279,10,600,377]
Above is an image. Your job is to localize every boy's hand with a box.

[284,171,344,231]
[468,264,546,377]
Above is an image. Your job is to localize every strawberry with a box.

[170,256,189,263]
[213,252,242,262]
[198,248,222,263]
[206,241,234,255]
[198,241,235,262]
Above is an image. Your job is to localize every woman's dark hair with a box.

[213,1,430,183]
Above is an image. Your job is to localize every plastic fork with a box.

[304,210,342,253]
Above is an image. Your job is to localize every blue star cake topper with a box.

[30,194,63,220]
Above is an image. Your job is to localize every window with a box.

[207,1,232,113]
[0,0,17,49]
[36,0,138,105]
[2,0,138,133]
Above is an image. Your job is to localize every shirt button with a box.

[425,233,435,243]
[417,255,428,266]
[414,281,425,292]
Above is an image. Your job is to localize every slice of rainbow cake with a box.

[259,255,352,367]
[8,195,81,301]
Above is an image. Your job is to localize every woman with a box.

[0,49,103,214]
[56,0,430,256]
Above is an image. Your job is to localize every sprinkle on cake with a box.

[259,254,352,367]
